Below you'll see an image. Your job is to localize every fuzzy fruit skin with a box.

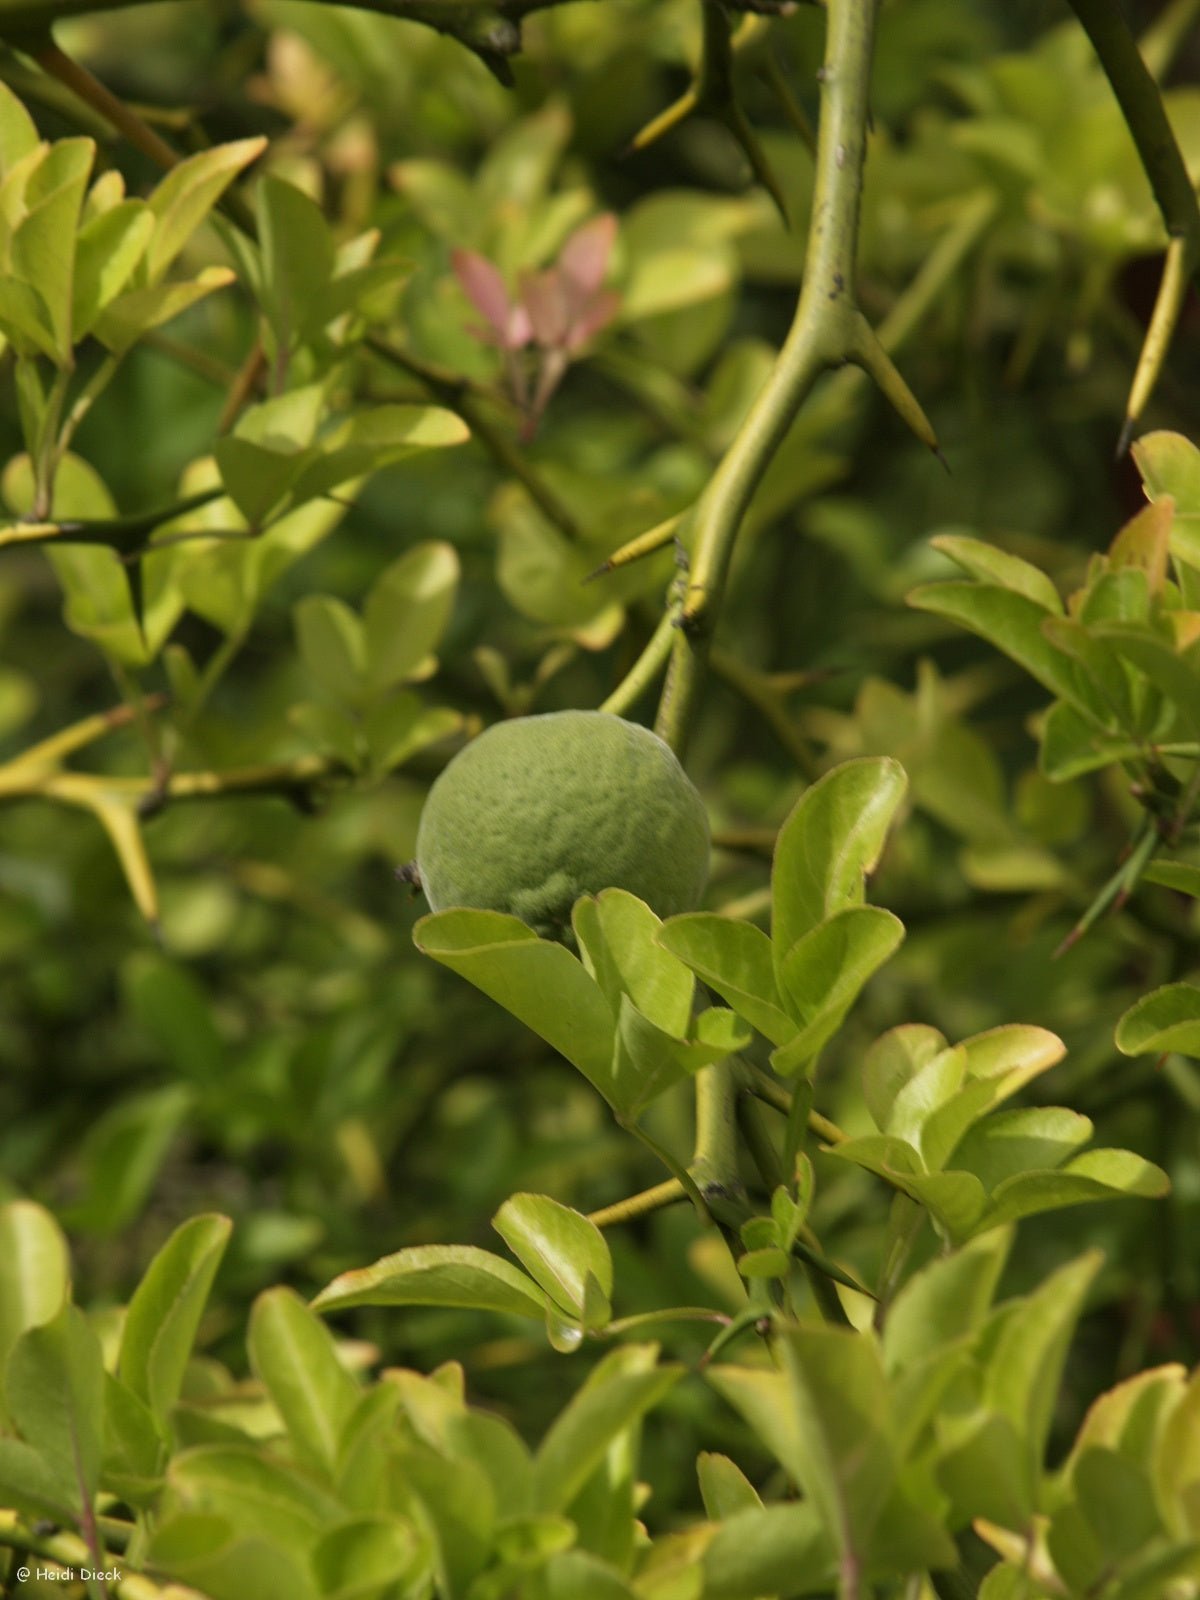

[416,710,710,939]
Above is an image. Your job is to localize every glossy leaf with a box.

[167,1444,344,1548]
[144,137,266,283]
[117,1213,233,1420]
[248,1288,360,1477]
[414,910,616,1098]
[533,1346,681,1512]
[1116,983,1200,1059]
[656,914,793,1045]
[1133,429,1200,570]
[909,581,1092,709]
[492,1193,613,1325]
[311,1244,548,1320]
[931,532,1063,613]
[773,906,905,1076]
[778,1325,897,1564]
[574,890,693,1038]
[0,1201,70,1427]
[772,757,908,959]
[974,1149,1169,1234]
[5,1304,104,1520]
[701,1502,831,1600]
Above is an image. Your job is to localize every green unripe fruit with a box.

[416,710,710,940]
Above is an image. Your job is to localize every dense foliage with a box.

[0,1,1199,1597]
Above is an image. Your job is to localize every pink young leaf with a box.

[452,249,530,349]
[565,287,620,352]
[558,213,617,301]
[520,268,571,347]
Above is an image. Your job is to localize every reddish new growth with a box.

[452,213,620,440]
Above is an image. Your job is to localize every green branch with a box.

[0,0,580,80]
[1066,0,1200,450]
[654,0,932,759]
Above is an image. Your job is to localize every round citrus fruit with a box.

[416,710,710,939]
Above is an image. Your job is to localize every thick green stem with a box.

[655,0,881,758]
[688,1062,746,1221]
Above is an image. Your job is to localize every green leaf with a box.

[773,906,905,1076]
[363,694,459,775]
[311,1244,548,1320]
[71,1084,193,1235]
[493,1193,613,1327]
[0,1437,79,1522]
[5,1303,104,1521]
[534,1346,682,1512]
[214,435,310,527]
[258,174,335,352]
[574,889,693,1038]
[930,533,1063,613]
[936,1412,1033,1530]
[1092,624,1200,739]
[608,991,745,1119]
[536,1549,638,1600]
[414,910,616,1099]
[0,1201,70,1428]
[656,913,793,1045]
[10,138,93,362]
[974,1149,1169,1234]
[248,1287,360,1477]
[863,1024,949,1132]
[1039,699,1141,780]
[117,1213,232,1421]
[951,1106,1092,1193]
[1133,429,1200,570]
[701,1503,832,1600]
[174,466,349,636]
[0,81,38,176]
[1116,983,1200,1059]
[93,266,236,354]
[909,581,1094,710]
[3,451,150,666]
[311,1515,421,1599]
[71,200,154,339]
[293,405,469,504]
[123,952,224,1083]
[883,1229,1011,1374]
[1073,1446,1165,1565]
[103,1371,164,1501]
[706,1366,804,1485]
[0,279,61,361]
[295,594,365,705]
[828,1138,987,1240]
[918,1025,1067,1171]
[696,1453,763,1519]
[167,1444,344,1548]
[772,757,907,960]
[363,541,460,691]
[148,1511,318,1600]
[445,1410,534,1519]
[1144,861,1200,899]
[145,137,266,284]
[986,1252,1102,1467]
[778,1324,897,1562]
